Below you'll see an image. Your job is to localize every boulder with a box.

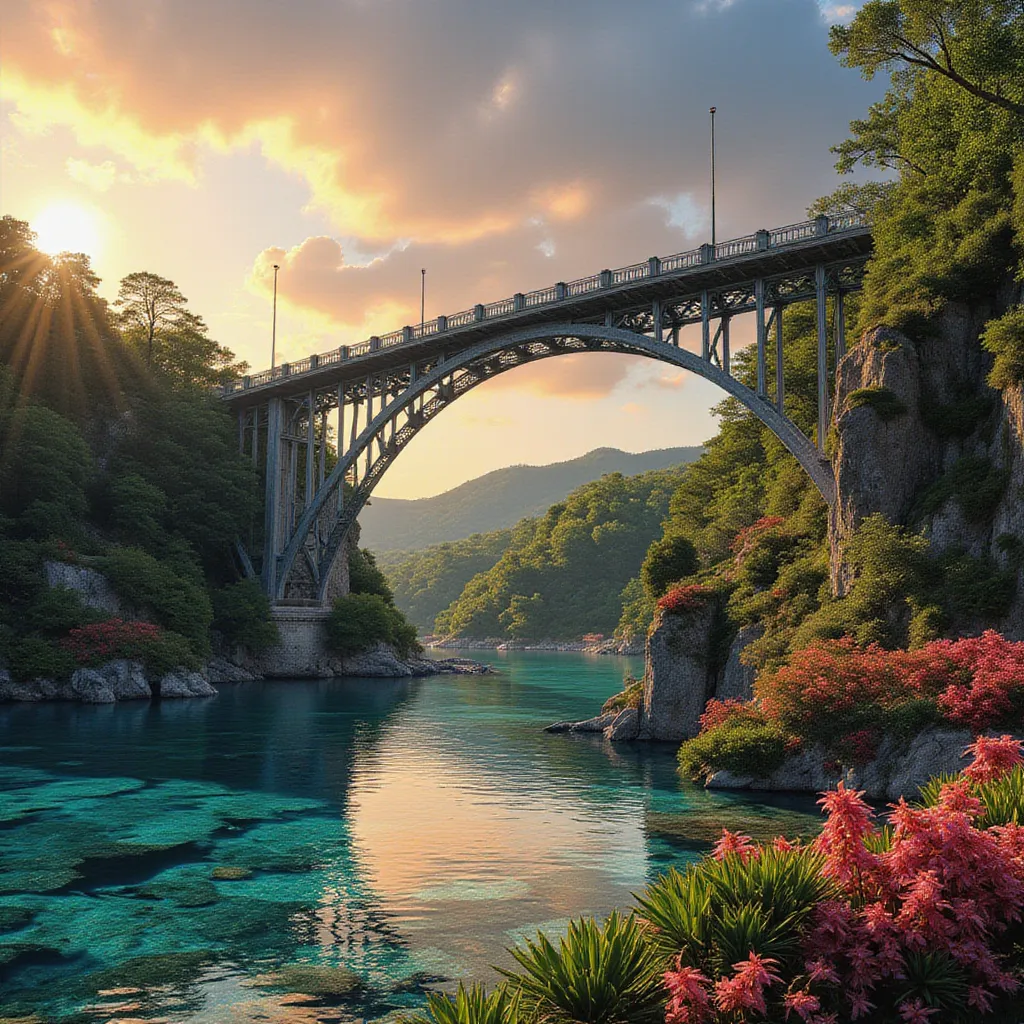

[335,642,414,678]
[0,672,73,702]
[159,670,217,698]
[604,707,640,742]
[70,668,117,704]
[545,712,617,734]
[205,656,257,683]
[706,748,836,795]
[716,624,763,702]
[99,660,151,700]
[881,727,973,801]
[640,604,716,741]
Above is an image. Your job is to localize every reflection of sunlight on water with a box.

[346,710,649,978]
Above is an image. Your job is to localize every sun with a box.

[32,201,104,258]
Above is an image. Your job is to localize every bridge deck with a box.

[222,215,871,407]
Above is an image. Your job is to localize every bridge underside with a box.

[225,221,870,606]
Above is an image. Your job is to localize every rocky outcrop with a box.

[0,661,213,703]
[604,707,640,741]
[545,712,617,734]
[204,656,259,683]
[716,624,763,702]
[157,670,217,698]
[43,561,122,616]
[706,726,984,802]
[639,604,717,741]
[830,300,1024,635]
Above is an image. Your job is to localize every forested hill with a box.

[426,468,686,640]
[360,446,701,551]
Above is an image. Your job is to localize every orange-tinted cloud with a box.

[1,0,871,249]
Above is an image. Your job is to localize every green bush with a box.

[8,635,76,682]
[97,547,212,656]
[107,472,168,549]
[846,386,908,421]
[602,675,644,714]
[327,593,420,659]
[348,546,394,601]
[640,534,699,600]
[409,984,519,1024]
[920,386,995,440]
[915,456,1009,524]
[982,306,1024,390]
[21,587,103,637]
[678,718,791,780]
[501,912,664,1024]
[138,629,199,677]
[212,579,280,653]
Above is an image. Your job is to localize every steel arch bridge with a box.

[222,214,872,606]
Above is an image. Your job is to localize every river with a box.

[0,651,821,1022]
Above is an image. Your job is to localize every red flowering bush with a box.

[658,584,714,615]
[61,617,195,674]
[730,516,786,558]
[656,742,1024,1022]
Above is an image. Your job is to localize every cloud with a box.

[648,371,688,390]
[65,157,119,191]
[2,0,878,249]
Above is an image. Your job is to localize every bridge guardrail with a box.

[228,213,868,394]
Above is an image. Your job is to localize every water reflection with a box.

[0,654,822,1021]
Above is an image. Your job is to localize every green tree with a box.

[114,271,245,386]
[640,534,699,600]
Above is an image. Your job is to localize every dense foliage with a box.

[378,529,513,631]
[433,469,685,640]
[413,742,1024,1024]
[0,217,272,679]
[326,592,420,659]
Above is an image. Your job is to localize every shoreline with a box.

[423,635,644,656]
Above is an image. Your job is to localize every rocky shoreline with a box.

[0,648,492,706]
[424,634,644,655]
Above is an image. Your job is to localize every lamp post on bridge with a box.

[420,267,426,329]
[710,106,717,250]
[271,263,280,370]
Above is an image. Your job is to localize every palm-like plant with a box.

[636,846,838,974]
[501,912,664,1024]
[918,765,1024,827]
[408,983,520,1024]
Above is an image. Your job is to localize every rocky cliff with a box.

[830,296,1024,637]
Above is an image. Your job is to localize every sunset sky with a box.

[1,0,879,498]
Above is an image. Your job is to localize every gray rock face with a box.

[717,624,763,702]
[334,642,415,678]
[604,707,640,742]
[70,668,117,704]
[640,604,716,741]
[98,660,151,699]
[205,656,258,683]
[0,672,74,702]
[159,670,217,698]
[43,561,122,616]
[706,726,987,802]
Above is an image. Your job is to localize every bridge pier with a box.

[258,605,334,678]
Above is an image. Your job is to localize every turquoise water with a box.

[0,651,821,1022]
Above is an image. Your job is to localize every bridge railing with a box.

[228,213,868,393]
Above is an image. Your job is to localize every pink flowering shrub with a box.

[653,743,1024,1022]
[658,585,715,615]
[60,617,195,674]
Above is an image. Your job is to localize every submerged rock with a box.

[253,963,364,997]
[210,865,253,880]
[545,712,617,734]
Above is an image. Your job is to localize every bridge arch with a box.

[274,323,834,604]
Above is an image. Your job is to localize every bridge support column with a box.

[262,397,284,598]
[815,264,828,452]
[755,278,767,398]
[835,289,847,366]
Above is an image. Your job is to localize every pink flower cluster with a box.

[756,631,1024,734]
[658,584,714,615]
[61,617,163,664]
[730,515,786,559]
[661,740,1024,1022]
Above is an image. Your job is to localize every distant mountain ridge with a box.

[360,446,702,552]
